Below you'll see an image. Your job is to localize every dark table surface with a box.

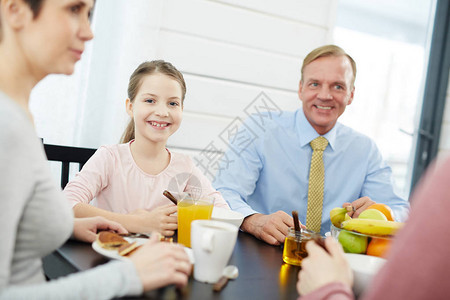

[43,231,301,300]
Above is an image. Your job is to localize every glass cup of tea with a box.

[282,228,316,266]
[177,195,214,248]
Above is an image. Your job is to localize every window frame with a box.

[411,0,450,193]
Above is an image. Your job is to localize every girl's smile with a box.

[148,120,171,129]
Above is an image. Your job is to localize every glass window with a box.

[333,0,437,198]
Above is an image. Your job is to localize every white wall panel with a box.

[156,30,302,91]
[167,112,233,150]
[183,74,300,117]
[162,0,328,57]
[210,0,336,28]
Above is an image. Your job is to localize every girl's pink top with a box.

[64,142,229,213]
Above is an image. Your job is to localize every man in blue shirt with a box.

[213,45,409,245]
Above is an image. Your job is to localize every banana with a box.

[330,207,348,228]
[341,219,403,236]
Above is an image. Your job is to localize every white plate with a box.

[211,207,244,228]
[92,237,194,263]
[92,237,147,261]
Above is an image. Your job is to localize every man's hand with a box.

[343,196,376,218]
[241,211,301,245]
[72,216,128,243]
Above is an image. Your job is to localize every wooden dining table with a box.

[43,231,301,299]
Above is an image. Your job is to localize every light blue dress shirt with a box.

[213,109,409,235]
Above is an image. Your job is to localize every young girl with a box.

[64,60,229,236]
[0,0,190,298]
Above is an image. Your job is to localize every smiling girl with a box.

[64,60,229,236]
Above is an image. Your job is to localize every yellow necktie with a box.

[306,136,328,233]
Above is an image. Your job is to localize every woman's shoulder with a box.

[0,94,46,165]
[0,93,35,141]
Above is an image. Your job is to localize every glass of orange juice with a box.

[177,196,214,248]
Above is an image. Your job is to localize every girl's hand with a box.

[129,205,178,236]
[129,233,191,291]
[72,216,128,243]
[297,237,353,296]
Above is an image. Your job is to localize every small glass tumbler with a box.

[282,228,314,266]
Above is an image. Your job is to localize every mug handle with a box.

[201,231,214,252]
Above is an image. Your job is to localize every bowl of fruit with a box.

[329,204,403,258]
[329,204,403,295]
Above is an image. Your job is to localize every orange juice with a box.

[177,199,213,247]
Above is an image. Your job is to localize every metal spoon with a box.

[213,265,239,292]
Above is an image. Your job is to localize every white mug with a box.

[191,220,238,283]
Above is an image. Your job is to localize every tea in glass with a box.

[177,197,213,247]
[282,228,313,266]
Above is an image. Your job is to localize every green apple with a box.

[358,208,388,221]
[338,231,368,254]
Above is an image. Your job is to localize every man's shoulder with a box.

[335,122,377,148]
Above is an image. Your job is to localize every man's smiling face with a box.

[298,55,355,135]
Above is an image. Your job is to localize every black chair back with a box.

[43,144,96,189]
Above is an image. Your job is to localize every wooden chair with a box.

[43,143,96,189]
[42,143,97,279]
